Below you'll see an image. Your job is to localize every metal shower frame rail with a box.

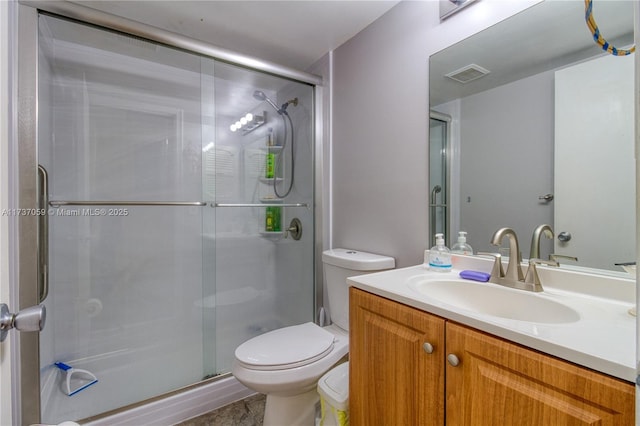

[48,200,208,207]
[47,201,309,208]
[19,0,323,86]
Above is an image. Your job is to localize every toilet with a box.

[232,248,395,426]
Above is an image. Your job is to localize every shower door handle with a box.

[0,303,46,342]
[38,165,49,303]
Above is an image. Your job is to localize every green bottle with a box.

[272,206,281,232]
[265,207,274,232]
[265,153,275,179]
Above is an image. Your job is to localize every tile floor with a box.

[175,394,265,426]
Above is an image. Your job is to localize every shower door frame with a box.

[428,111,452,247]
[14,2,325,424]
[16,4,41,425]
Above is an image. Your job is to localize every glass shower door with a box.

[429,114,450,245]
[38,15,207,422]
[204,61,316,373]
[35,12,317,424]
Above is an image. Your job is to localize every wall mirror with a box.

[429,0,635,274]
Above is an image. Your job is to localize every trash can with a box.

[317,361,349,426]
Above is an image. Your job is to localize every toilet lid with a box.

[235,322,335,370]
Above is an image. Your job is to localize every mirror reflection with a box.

[429,0,635,273]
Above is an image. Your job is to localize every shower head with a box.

[252,90,267,101]
[253,90,283,115]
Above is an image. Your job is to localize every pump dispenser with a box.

[451,231,473,255]
[429,233,452,272]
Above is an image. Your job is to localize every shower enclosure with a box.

[17,6,318,424]
[429,112,450,246]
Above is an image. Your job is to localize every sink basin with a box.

[407,277,580,324]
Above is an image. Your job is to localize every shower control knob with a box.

[285,218,303,240]
[0,303,46,342]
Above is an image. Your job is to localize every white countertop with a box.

[347,256,636,383]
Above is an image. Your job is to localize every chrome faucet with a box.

[530,224,553,260]
[482,227,559,292]
[490,227,524,283]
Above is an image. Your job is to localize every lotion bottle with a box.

[429,233,452,272]
[451,231,473,255]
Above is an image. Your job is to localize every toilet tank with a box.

[322,249,395,331]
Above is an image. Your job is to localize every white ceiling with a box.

[430,0,635,106]
[72,0,401,71]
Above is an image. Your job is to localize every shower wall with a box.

[36,14,315,424]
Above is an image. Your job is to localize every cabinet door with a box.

[446,322,635,425]
[349,288,445,426]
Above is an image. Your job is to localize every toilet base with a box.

[263,388,319,426]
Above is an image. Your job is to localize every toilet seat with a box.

[235,322,335,371]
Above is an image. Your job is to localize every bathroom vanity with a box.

[347,256,635,425]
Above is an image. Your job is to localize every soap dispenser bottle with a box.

[451,231,473,255]
[429,233,452,272]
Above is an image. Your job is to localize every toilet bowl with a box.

[231,248,395,426]
[233,323,348,425]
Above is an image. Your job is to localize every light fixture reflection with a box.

[229,112,265,134]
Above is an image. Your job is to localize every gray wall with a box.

[329,1,538,267]
[459,70,554,257]
[331,2,431,267]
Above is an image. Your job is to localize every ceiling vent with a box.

[445,64,490,84]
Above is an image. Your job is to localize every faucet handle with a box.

[549,254,578,264]
[478,252,505,279]
[530,258,560,266]
[528,258,560,270]
[524,258,559,290]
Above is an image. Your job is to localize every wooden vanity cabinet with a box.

[349,287,445,425]
[446,322,634,425]
[349,288,635,426]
